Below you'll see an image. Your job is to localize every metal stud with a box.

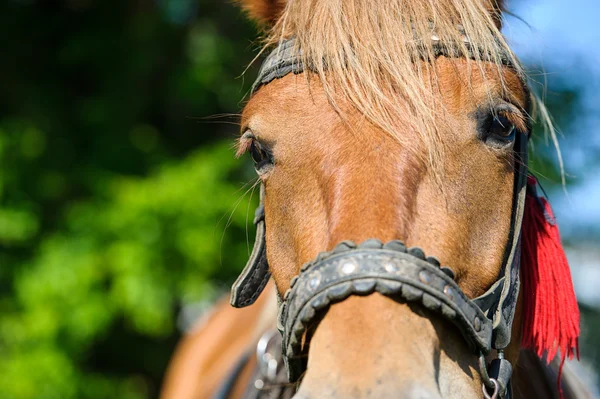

[309,273,321,289]
[474,316,482,332]
[419,270,432,284]
[384,262,398,273]
[443,285,455,300]
[340,261,357,275]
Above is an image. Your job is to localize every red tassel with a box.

[521,176,580,396]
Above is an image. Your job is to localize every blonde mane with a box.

[260,0,525,168]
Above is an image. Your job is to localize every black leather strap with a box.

[251,37,518,95]
[475,129,528,350]
[251,38,304,94]
[231,186,271,308]
[488,357,514,398]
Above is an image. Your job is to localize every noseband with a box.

[231,36,530,399]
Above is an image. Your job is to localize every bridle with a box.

[232,35,530,398]
[230,35,531,399]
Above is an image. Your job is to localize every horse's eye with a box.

[489,115,515,140]
[249,141,271,169]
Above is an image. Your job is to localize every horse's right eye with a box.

[489,115,516,141]
[477,107,521,150]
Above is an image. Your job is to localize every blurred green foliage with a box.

[1,142,258,399]
[0,1,260,398]
[0,1,596,399]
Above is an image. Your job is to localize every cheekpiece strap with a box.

[230,185,271,308]
[476,130,528,350]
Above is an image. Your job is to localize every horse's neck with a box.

[162,285,594,399]
[513,349,592,399]
[160,282,278,399]
[250,283,279,341]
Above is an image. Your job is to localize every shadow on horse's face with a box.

[238,57,528,398]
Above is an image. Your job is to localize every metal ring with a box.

[256,330,280,382]
[256,330,278,361]
[482,378,500,399]
[478,353,496,390]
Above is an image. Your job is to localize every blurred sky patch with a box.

[505,0,600,306]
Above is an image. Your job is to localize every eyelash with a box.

[237,132,273,172]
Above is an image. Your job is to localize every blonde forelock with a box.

[260,0,526,171]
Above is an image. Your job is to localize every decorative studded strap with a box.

[278,240,493,382]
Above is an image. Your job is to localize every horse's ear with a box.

[237,0,286,26]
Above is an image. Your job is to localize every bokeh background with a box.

[0,0,598,398]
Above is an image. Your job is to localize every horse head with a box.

[230,1,578,398]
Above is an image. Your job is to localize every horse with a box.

[161,0,587,398]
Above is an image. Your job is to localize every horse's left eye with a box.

[489,115,515,139]
[249,141,271,169]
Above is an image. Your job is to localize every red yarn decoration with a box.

[521,176,580,396]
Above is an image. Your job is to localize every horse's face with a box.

[239,56,528,397]
[241,57,528,298]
